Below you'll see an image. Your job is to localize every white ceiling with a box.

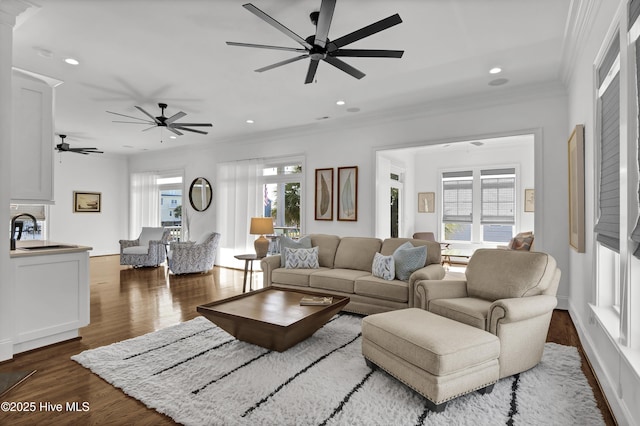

[12,0,572,154]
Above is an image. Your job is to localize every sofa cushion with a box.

[381,238,441,266]
[284,247,319,269]
[309,234,341,268]
[466,249,557,301]
[354,275,408,303]
[309,268,370,293]
[393,242,427,281]
[429,297,493,330]
[279,236,312,267]
[333,237,382,272]
[272,267,330,287]
[372,253,395,280]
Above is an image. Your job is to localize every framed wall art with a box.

[74,191,101,213]
[417,192,435,213]
[524,189,535,212]
[568,124,585,252]
[337,166,358,221]
[315,168,333,220]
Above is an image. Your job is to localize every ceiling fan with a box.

[107,103,213,136]
[226,1,404,84]
[55,134,103,155]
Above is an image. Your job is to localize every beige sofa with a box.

[260,234,445,315]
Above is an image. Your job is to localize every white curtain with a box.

[130,171,160,239]
[216,159,263,268]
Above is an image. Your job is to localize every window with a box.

[481,169,515,242]
[442,171,473,241]
[10,204,47,241]
[442,168,516,243]
[261,160,303,238]
[157,174,183,239]
[594,32,621,310]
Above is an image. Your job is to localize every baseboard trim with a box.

[0,339,13,362]
[568,301,632,425]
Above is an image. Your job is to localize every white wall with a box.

[129,87,569,306]
[565,0,640,424]
[49,153,128,256]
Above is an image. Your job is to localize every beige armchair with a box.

[414,248,560,379]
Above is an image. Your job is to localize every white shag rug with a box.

[72,314,605,426]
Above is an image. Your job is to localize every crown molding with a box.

[0,0,37,27]
[560,0,601,84]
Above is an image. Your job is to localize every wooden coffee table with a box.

[196,287,349,352]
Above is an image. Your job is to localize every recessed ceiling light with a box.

[346,107,360,113]
[35,47,53,58]
[246,119,254,124]
[64,58,79,65]
[169,135,177,139]
[336,100,346,106]
[489,67,502,74]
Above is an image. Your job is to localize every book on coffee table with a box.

[300,296,333,306]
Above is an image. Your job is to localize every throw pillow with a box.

[372,252,395,280]
[279,235,312,267]
[393,242,427,282]
[284,247,319,269]
[510,235,534,251]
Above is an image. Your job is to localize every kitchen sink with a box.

[18,244,78,251]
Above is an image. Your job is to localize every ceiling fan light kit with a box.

[227,0,404,84]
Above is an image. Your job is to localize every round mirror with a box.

[189,177,212,212]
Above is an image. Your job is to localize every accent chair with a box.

[414,248,560,379]
[167,231,221,274]
[119,227,170,267]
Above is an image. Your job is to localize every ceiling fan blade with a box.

[331,49,404,58]
[328,14,403,51]
[255,54,309,72]
[166,127,184,136]
[170,123,213,127]
[135,106,161,124]
[323,56,365,80]
[111,120,155,125]
[226,41,307,53]
[304,60,320,84]
[173,126,209,135]
[314,0,336,48]
[243,3,312,49]
[164,111,187,125]
[106,111,151,122]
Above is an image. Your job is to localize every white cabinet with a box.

[11,69,61,203]
[11,249,90,354]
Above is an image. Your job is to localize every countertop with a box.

[10,240,93,258]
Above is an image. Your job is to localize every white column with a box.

[0,0,32,361]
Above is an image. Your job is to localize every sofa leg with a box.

[425,398,447,413]
[365,358,378,370]
[477,383,495,395]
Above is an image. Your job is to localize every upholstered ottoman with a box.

[361,308,500,412]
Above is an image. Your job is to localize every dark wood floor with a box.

[0,255,615,425]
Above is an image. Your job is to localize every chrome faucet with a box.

[10,213,38,250]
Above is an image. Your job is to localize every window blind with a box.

[594,73,621,252]
[9,204,46,220]
[442,171,473,223]
[630,0,640,31]
[632,39,640,258]
[480,168,515,224]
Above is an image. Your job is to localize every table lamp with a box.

[250,217,274,258]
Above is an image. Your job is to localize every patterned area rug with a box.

[72,314,604,426]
